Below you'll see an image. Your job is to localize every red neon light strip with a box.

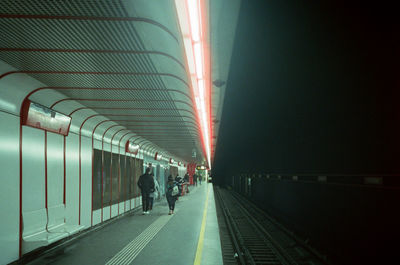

[18,119,23,258]
[44,132,48,231]
[91,135,94,227]
[63,136,66,205]
[129,153,132,211]
[118,138,121,216]
[124,154,127,213]
[117,155,121,216]
[101,139,104,222]
[78,131,82,225]
[110,139,113,219]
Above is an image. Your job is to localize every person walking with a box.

[184,172,190,193]
[137,168,155,214]
[193,173,198,186]
[198,174,202,185]
[184,172,189,183]
[166,175,179,215]
[149,173,159,212]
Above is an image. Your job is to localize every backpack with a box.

[171,185,179,196]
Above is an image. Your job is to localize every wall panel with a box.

[22,126,45,213]
[111,153,120,205]
[80,137,92,227]
[65,133,79,224]
[46,132,64,207]
[120,155,127,206]
[93,149,102,211]
[103,151,111,207]
[0,112,20,265]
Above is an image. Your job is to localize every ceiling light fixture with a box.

[175,0,211,169]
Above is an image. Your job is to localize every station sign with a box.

[154,152,162,161]
[21,100,72,136]
[125,141,139,154]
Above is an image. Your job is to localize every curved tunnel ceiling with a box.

[0,0,241,166]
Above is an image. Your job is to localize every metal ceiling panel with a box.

[0,0,241,164]
[0,0,204,163]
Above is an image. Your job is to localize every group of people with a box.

[137,168,198,215]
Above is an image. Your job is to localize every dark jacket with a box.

[184,174,189,182]
[137,173,155,193]
[166,180,179,197]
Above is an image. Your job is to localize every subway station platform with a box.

[26,183,222,265]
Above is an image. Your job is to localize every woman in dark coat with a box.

[166,175,179,215]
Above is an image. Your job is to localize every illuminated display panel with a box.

[22,100,71,136]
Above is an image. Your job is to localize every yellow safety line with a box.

[193,185,210,265]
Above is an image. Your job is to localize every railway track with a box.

[215,187,329,265]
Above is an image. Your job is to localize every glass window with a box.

[111,153,120,204]
[93,149,102,210]
[120,154,127,202]
[129,157,135,199]
[103,151,111,206]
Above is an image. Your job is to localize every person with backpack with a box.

[175,175,183,196]
[137,168,155,214]
[166,175,179,215]
[148,173,159,212]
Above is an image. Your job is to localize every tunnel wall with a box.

[232,175,400,265]
[0,111,20,264]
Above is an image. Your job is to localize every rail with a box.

[215,186,329,265]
